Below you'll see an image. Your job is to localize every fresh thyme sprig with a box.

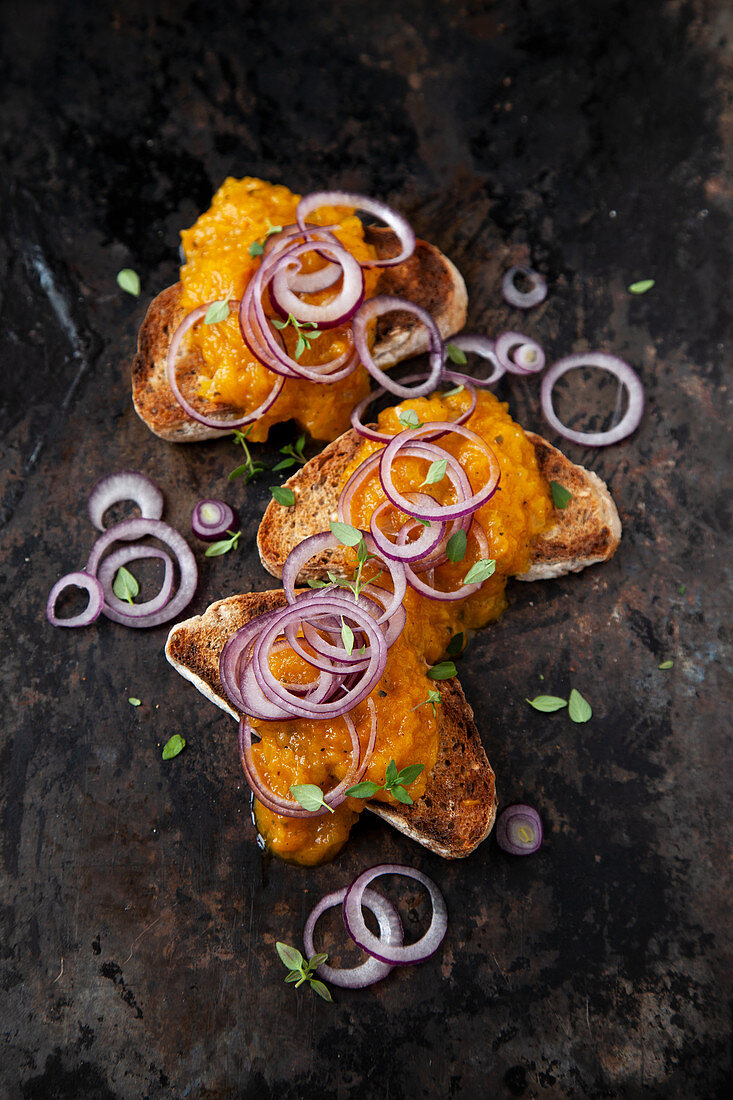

[229,426,267,483]
[276,942,332,1002]
[345,758,425,805]
[273,433,308,472]
[271,313,323,359]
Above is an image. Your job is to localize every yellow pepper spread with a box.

[179,177,378,441]
[253,390,553,864]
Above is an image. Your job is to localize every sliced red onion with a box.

[350,370,477,444]
[379,424,500,522]
[251,597,387,718]
[87,471,164,535]
[191,499,239,541]
[540,352,644,446]
[353,296,444,398]
[97,545,175,619]
[85,517,197,628]
[342,864,448,966]
[304,887,403,988]
[46,571,104,628]
[403,520,490,600]
[269,240,365,328]
[167,301,286,428]
[445,334,506,387]
[502,265,548,309]
[496,804,543,855]
[296,191,416,268]
[495,331,546,376]
[239,711,362,818]
[369,495,446,563]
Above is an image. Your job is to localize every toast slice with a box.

[132,227,468,443]
[165,590,496,859]
[256,428,621,584]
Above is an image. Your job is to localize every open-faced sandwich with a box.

[129,179,623,867]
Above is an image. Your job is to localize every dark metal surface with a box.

[1,1,731,1096]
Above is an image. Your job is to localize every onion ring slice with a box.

[353,296,444,398]
[296,191,416,269]
[87,471,164,535]
[303,887,403,988]
[501,265,548,309]
[342,864,448,966]
[46,571,104,628]
[540,351,644,446]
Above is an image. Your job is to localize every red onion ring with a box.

[501,265,548,309]
[97,545,175,619]
[269,240,365,328]
[540,351,644,446]
[191,499,239,541]
[85,517,197,628]
[46,571,104,628]
[87,471,164,535]
[445,334,506,387]
[353,296,444,398]
[495,331,546,376]
[303,887,403,988]
[379,425,499,521]
[342,864,448,966]
[238,711,363,818]
[350,370,478,444]
[496,804,543,855]
[296,191,416,269]
[167,301,286,428]
[369,494,446,564]
[402,520,490,600]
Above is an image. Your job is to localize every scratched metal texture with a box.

[1,0,731,1097]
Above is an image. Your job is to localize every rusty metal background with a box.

[1,1,731,1096]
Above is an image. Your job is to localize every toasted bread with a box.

[165,590,496,858]
[132,228,468,443]
[256,428,621,583]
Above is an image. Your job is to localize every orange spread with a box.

[252,390,553,864]
[179,177,378,441]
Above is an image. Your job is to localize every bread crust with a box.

[131,230,467,442]
[165,590,496,859]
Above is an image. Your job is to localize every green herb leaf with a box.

[204,299,230,325]
[679,585,686,596]
[446,633,464,657]
[330,521,362,547]
[341,617,355,656]
[308,953,329,969]
[248,241,264,257]
[271,317,287,329]
[128,697,141,707]
[658,660,674,670]
[526,695,567,713]
[270,486,295,507]
[344,779,382,799]
[113,565,139,605]
[463,558,496,584]
[421,458,448,486]
[309,979,333,1002]
[442,383,465,397]
[446,342,467,365]
[307,578,330,588]
[411,688,442,715]
[290,784,334,813]
[284,970,301,983]
[326,572,354,590]
[265,221,283,238]
[390,786,414,805]
[550,480,573,510]
[356,537,369,565]
[446,529,467,563]
[276,942,304,970]
[396,763,424,786]
[428,660,457,681]
[117,268,140,296]
[568,689,592,723]
[162,734,186,760]
[295,334,306,359]
[272,457,297,471]
[397,408,422,429]
[205,530,241,557]
[628,279,655,295]
[384,759,399,789]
